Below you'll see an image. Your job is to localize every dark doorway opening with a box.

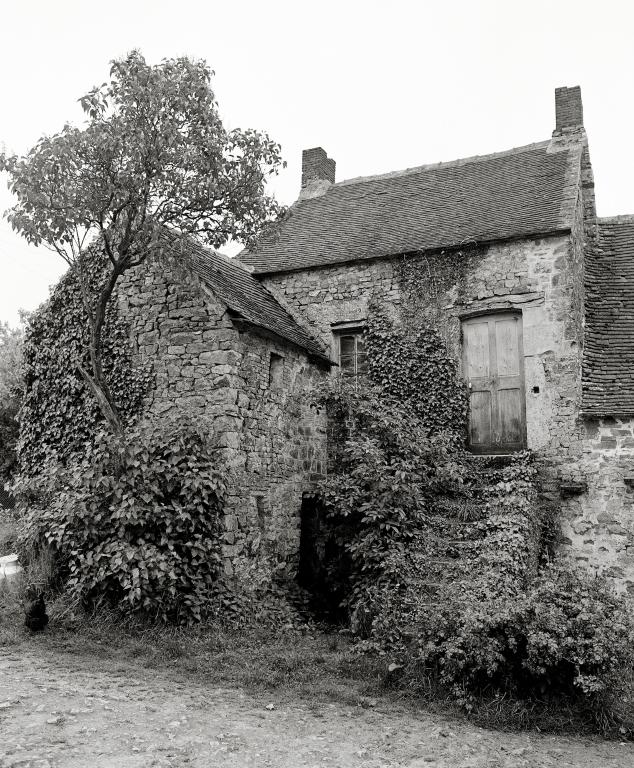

[297,495,347,621]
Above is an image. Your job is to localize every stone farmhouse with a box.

[118,85,634,593]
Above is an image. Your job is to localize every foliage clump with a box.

[17,415,225,624]
[0,317,26,485]
[321,383,634,731]
[317,302,634,733]
[409,565,634,727]
[320,384,467,618]
[363,307,468,443]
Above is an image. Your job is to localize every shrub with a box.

[394,564,634,730]
[318,383,471,618]
[522,565,634,699]
[320,383,633,729]
[16,414,226,624]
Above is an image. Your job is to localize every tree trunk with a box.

[77,261,125,437]
[77,364,123,436]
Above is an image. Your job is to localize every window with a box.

[269,352,284,388]
[334,327,367,382]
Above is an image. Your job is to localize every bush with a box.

[392,564,634,730]
[320,381,634,731]
[318,383,469,616]
[522,565,634,699]
[16,415,226,624]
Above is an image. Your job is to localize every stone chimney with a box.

[550,85,596,224]
[554,86,584,132]
[299,147,335,200]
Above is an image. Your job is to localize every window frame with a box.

[332,322,367,383]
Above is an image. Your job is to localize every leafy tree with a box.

[0,51,284,435]
[0,315,26,481]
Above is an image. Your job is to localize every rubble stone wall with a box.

[560,417,634,592]
[224,330,327,579]
[262,230,634,594]
[118,255,328,577]
[262,233,583,457]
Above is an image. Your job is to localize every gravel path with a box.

[0,648,633,767]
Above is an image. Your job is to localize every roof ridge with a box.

[182,236,250,272]
[185,238,331,362]
[598,215,634,226]
[334,140,552,188]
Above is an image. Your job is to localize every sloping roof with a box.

[583,218,634,416]
[179,238,330,363]
[239,141,582,274]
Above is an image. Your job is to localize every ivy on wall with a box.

[18,253,151,477]
[363,301,468,444]
[320,255,551,618]
[397,249,479,318]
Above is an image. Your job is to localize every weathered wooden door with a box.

[462,313,526,454]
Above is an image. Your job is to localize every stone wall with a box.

[224,330,327,579]
[118,255,328,577]
[263,233,583,456]
[260,230,634,594]
[118,259,240,425]
[560,418,634,594]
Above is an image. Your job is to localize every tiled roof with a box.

[583,218,634,416]
[177,238,330,363]
[239,142,582,274]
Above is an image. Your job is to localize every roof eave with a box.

[580,409,634,420]
[243,227,573,277]
[227,312,333,367]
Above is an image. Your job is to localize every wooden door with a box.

[462,313,526,454]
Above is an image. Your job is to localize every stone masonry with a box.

[118,254,328,578]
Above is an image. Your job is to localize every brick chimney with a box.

[554,86,584,131]
[299,147,335,199]
[302,147,336,186]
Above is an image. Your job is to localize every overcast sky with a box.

[1,0,632,326]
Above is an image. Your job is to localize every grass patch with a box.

[1,582,631,740]
[0,584,386,708]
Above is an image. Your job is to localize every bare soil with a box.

[1,646,633,768]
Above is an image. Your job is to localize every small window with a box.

[269,352,284,388]
[334,328,367,382]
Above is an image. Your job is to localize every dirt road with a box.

[0,648,632,768]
